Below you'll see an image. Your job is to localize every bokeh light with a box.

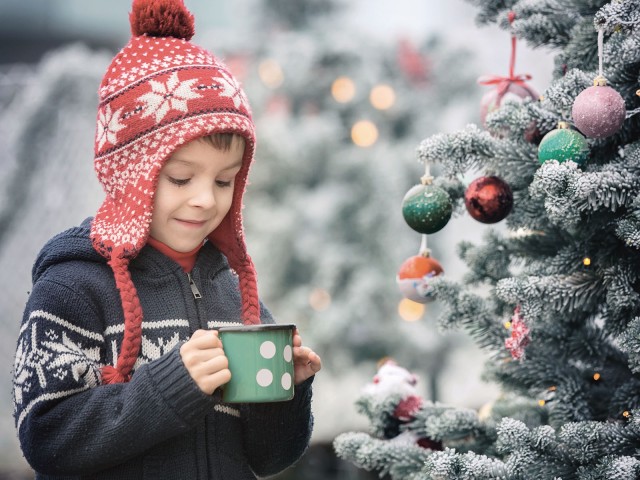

[370,84,396,110]
[309,288,332,312]
[259,59,284,89]
[331,76,356,103]
[397,298,424,322]
[351,120,378,147]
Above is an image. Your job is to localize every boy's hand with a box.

[180,329,231,395]
[292,329,322,385]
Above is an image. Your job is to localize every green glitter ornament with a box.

[538,121,589,166]
[402,183,452,234]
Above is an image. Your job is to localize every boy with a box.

[13,0,321,478]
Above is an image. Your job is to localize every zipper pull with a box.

[187,272,202,299]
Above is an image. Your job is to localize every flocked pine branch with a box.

[334,432,430,480]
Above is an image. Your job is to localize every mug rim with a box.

[217,323,296,333]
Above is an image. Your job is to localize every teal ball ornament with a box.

[538,122,589,166]
[401,184,452,234]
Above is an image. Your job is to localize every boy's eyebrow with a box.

[165,157,244,170]
[166,158,194,167]
[222,158,244,171]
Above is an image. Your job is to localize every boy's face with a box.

[150,136,245,252]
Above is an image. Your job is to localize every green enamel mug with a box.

[218,324,295,403]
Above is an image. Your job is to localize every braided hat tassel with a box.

[101,252,144,384]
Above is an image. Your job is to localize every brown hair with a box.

[200,133,245,151]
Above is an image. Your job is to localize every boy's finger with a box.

[189,330,222,349]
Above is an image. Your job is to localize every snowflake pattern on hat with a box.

[96,105,127,150]
[215,70,250,112]
[138,71,203,123]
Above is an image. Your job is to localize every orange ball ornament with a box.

[396,255,444,303]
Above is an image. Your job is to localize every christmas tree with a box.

[335,0,640,478]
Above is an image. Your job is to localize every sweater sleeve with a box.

[240,376,315,477]
[13,277,215,476]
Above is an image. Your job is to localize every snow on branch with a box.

[595,0,640,34]
[496,272,605,315]
[416,125,497,177]
[333,432,430,480]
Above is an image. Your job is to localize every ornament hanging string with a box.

[596,27,640,119]
[477,12,532,96]
[419,234,429,256]
[597,28,604,78]
[419,162,433,256]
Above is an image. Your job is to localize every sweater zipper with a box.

[187,272,202,299]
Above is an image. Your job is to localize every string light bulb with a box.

[583,257,591,266]
[538,399,546,407]
[593,372,601,381]
[309,288,331,312]
[258,59,284,89]
[370,84,396,110]
[351,120,379,147]
[331,76,356,103]
[398,298,425,322]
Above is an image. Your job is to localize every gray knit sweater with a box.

[13,218,314,479]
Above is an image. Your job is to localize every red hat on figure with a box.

[91,0,260,384]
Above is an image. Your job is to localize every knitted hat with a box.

[90,0,260,384]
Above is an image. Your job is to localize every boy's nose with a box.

[190,187,216,209]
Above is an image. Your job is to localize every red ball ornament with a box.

[571,76,626,139]
[396,254,443,304]
[464,176,513,224]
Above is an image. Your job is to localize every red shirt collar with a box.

[147,237,203,273]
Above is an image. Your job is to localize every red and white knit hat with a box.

[90,0,261,384]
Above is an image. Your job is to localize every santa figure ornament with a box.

[361,359,443,450]
[396,253,443,303]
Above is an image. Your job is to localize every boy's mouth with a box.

[176,218,207,227]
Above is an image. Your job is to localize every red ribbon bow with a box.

[477,11,532,96]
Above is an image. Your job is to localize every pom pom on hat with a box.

[130,0,195,40]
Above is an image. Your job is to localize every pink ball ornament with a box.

[479,81,539,126]
[571,76,626,139]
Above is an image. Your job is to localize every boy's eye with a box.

[216,180,233,188]
[168,176,190,186]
